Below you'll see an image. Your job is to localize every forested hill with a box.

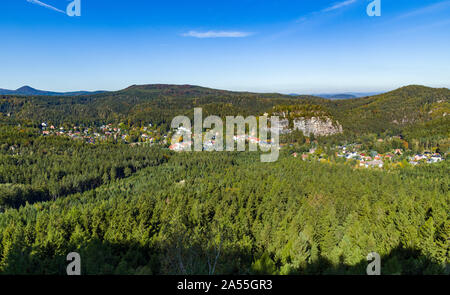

[0,86,105,97]
[0,84,448,139]
[323,85,450,137]
[0,84,323,126]
[121,84,254,97]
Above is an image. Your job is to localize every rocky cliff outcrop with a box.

[293,117,343,136]
[270,105,343,136]
[271,116,343,136]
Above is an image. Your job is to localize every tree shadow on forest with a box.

[273,247,448,275]
[2,238,448,275]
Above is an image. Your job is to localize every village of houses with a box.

[40,122,445,169]
[40,122,167,145]
[293,144,445,168]
[167,126,277,152]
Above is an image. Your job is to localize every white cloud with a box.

[26,0,65,14]
[322,0,358,12]
[182,31,252,38]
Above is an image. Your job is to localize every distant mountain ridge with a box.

[1,84,385,99]
[315,94,357,99]
[0,83,448,141]
[312,92,385,99]
[0,86,106,96]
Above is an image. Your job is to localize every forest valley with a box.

[0,84,448,275]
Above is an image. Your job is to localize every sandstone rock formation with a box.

[269,105,343,136]
[271,117,343,136]
[293,117,343,136]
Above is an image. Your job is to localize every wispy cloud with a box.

[322,0,358,12]
[182,31,252,38]
[296,0,358,22]
[395,0,450,20]
[26,0,65,14]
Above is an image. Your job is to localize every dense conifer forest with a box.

[0,85,448,275]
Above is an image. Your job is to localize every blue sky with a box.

[1,0,449,93]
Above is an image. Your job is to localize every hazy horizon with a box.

[1,82,441,97]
